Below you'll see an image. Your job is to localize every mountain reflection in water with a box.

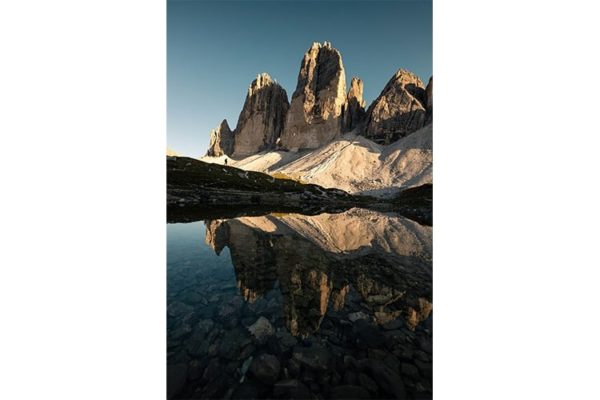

[167,208,432,400]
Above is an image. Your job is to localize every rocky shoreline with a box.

[167,156,432,225]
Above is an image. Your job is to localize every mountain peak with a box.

[279,41,347,151]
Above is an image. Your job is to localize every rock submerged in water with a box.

[279,42,347,151]
[364,68,428,145]
[247,316,275,341]
[249,353,281,384]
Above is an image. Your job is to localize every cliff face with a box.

[206,119,234,157]
[364,69,428,145]
[278,42,347,151]
[425,76,433,125]
[343,77,366,132]
[232,73,289,157]
[203,43,433,179]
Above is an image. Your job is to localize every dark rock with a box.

[292,345,331,370]
[188,360,203,381]
[358,373,378,394]
[218,328,247,360]
[231,382,260,399]
[382,318,404,331]
[193,319,215,339]
[368,360,407,399]
[167,301,193,318]
[202,358,221,383]
[343,370,357,385]
[169,322,192,340]
[353,319,385,348]
[414,360,432,378]
[250,353,281,384]
[167,363,187,399]
[237,343,256,360]
[276,330,298,348]
[425,76,433,125]
[273,379,312,399]
[186,339,209,357]
[401,362,420,380]
[331,385,370,399]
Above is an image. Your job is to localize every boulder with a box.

[249,353,281,384]
[331,385,371,399]
[247,316,275,342]
[292,345,331,370]
[206,119,234,157]
[364,69,427,144]
[279,42,347,151]
[232,73,289,157]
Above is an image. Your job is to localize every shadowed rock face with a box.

[425,76,433,125]
[233,73,290,157]
[364,69,428,145]
[206,120,234,157]
[343,77,366,132]
[279,42,347,151]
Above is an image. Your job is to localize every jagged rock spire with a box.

[343,77,366,132]
[364,69,428,145]
[206,119,234,157]
[279,42,347,151]
[232,72,289,157]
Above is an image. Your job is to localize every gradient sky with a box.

[168,0,432,156]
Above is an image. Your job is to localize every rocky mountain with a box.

[278,42,348,151]
[364,69,428,145]
[205,124,432,198]
[201,42,433,197]
[206,119,234,157]
[343,77,366,132]
[232,73,289,157]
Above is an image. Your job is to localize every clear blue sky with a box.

[168,0,432,156]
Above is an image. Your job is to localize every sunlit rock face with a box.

[206,119,234,157]
[364,69,428,145]
[232,73,290,157]
[279,42,347,151]
[343,77,366,132]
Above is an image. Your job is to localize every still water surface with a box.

[167,208,432,399]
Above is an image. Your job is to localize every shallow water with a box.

[167,208,432,399]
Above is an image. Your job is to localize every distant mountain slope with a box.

[201,124,432,198]
[166,147,179,156]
